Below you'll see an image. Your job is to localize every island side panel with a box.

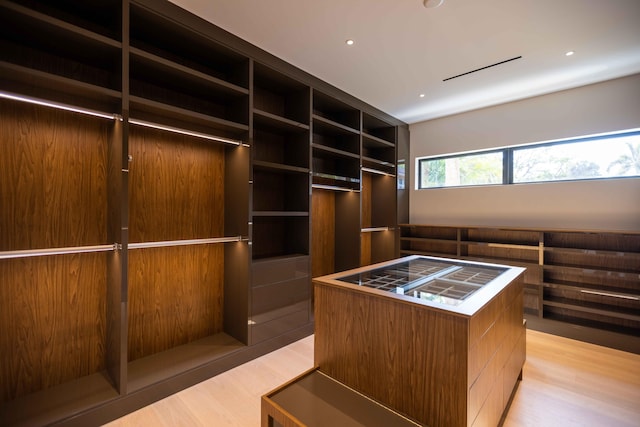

[314,280,470,427]
[468,275,525,427]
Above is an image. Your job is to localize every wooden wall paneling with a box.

[370,231,396,264]
[127,125,226,360]
[0,98,112,403]
[360,233,372,266]
[127,245,224,360]
[127,126,224,243]
[370,174,396,227]
[361,173,372,228]
[0,253,107,402]
[334,191,361,272]
[361,172,372,265]
[311,189,335,277]
[0,99,109,250]
[224,143,249,237]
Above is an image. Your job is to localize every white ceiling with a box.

[169,0,640,124]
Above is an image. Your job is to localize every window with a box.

[417,130,640,189]
[513,133,640,183]
[419,151,503,188]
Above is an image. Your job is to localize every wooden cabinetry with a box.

[361,112,397,266]
[251,64,311,343]
[0,0,406,424]
[311,91,362,276]
[310,93,399,278]
[128,3,249,137]
[400,224,640,353]
[312,256,526,427]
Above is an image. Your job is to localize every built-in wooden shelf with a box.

[400,224,640,353]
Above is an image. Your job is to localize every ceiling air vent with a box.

[443,56,522,82]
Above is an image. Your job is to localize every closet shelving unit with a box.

[360,113,397,267]
[0,0,124,425]
[0,0,407,425]
[311,91,362,277]
[250,62,311,345]
[399,225,640,353]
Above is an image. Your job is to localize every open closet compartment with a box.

[0,1,124,424]
[125,1,251,391]
[311,90,362,277]
[250,62,312,345]
[361,112,398,267]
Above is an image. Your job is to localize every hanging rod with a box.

[362,167,396,177]
[312,184,359,192]
[361,227,392,233]
[129,118,247,147]
[128,236,244,250]
[0,244,117,260]
[0,91,118,120]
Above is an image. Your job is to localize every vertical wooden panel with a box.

[360,233,371,266]
[127,126,225,360]
[361,173,372,266]
[361,173,372,228]
[311,190,335,277]
[0,254,107,402]
[127,245,224,360]
[0,99,108,250]
[106,118,125,392]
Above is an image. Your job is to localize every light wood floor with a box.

[105,330,640,427]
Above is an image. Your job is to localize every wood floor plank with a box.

[105,330,640,427]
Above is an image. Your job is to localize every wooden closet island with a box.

[308,255,526,427]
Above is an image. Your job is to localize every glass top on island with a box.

[335,257,507,306]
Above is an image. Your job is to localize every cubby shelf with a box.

[0,1,122,112]
[400,224,640,353]
[254,108,309,131]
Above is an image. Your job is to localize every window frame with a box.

[416,129,640,190]
[417,149,507,189]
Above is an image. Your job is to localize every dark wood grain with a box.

[0,98,108,250]
[0,253,107,402]
[361,173,371,228]
[311,189,335,277]
[128,125,225,243]
[127,125,226,360]
[360,233,371,266]
[361,173,372,265]
[127,245,224,361]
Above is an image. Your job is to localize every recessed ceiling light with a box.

[345,39,354,46]
[423,0,444,8]
[419,94,425,98]
[565,51,575,56]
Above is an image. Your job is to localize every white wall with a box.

[409,74,640,231]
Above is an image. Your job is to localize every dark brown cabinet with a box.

[399,224,640,353]
[0,0,406,425]
[250,63,311,344]
[361,112,398,267]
